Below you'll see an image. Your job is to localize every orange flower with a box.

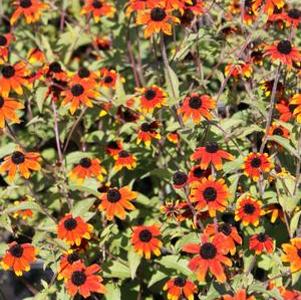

[284,8,301,28]
[58,250,82,280]
[191,142,234,171]
[99,68,119,89]
[249,233,274,255]
[260,79,284,98]
[188,165,211,183]
[253,0,285,16]
[167,131,180,144]
[204,223,242,255]
[0,33,13,64]
[81,0,116,22]
[173,170,188,189]
[264,40,301,68]
[106,140,123,156]
[137,121,161,147]
[0,95,24,128]
[163,277,197,300]
[1,242,37,276]
[275,99,295,122]
[268,122,290,139]
[131,225,162,259]
[138,85,167,113]
[45,62,68,81]
[242,1,258,25]
[0,61,30,96]
[189,176,229,217]
[264,203,284,223]
[62,80,100,115]
[289,94,301,123]
[223,289,255,300]
[178,93,216,123]
[234,195,263,226]
[64,261,106,298]
[12,200,33,220]
[136,6,180,38]
[225,62,253,78]
[98,186,137,220]
[69,157,106,184]
[282,238,301,273]
[57,213,93,246]
[27,47,45,64]
[184,0,204,16]
[126,0,151,15]
[243,152,273,181]
[71,67,98,86]
[183,234,232,283]
[113,150,137,171]
[11,0,48,25]
[0,148,41,182]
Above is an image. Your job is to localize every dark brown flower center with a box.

[2,65,15,78]
[289,104,297,113]
[78,67,90,78]
[288,8,301,19]
[150,7,166,21]
[277,40,292,55]
[243,203,255,215]
[199,242,217,259]
[203,187,217,202]
[218,223,232,236]
[71,271,87,286]
[107,189,121,203]
[104,76,113,83]
[108,141,119,149]
[67,253,80,264]
[173,171,188,186]
[71,84,84,97]
[250,157,261,168]
[49,62,62,73]
[141,122,151,132]
[193,167,204,177]
[189,96,202,109]
[0,35,7,46]
[205,142,219,153]
[244,0,253,8]
[11,151,25,164]
[79,157,92,168]
[257,233,267,242]
[64,218,78,230]
[9,244,24,258]
[92,0,103,9]
[144,88,156,100]
[0,96,4,108]
[297,249,301,258]
[174,277,186,287]
[139,229,152,242]
[20,0,32,8]
[273,127,283,136]
[119,150,129,158]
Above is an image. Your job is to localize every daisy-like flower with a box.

[242,0,258,25]
[106,140,123,156]
[64,261,106,298]
[188,165,211,183]
[58,250,82,280]
[173,171,188,189]
[137,121,161,147]
[264,40,301,68]
[234,195,263,226]
[267,6,285,28]
[268,122,290,139]
[0,95,24,128]
[1,242,37,276]
[160,200,184,221]
[99,68,119,89]
[289,94,301,123]
[284,8,301,28]
[138,85,167,114]
[167,131,180,144]
[275,99,295,121]
[163,277,197,300]
[189,176,229,217]
[249,233,274,255]
[57,213,93,246]
[10,0,48,25]
[178,93,216,124]
[243,152,273,181]
[12,200,33,220]
[224,62,253,78]
[113,150,137,171]
[0,148,41,182]
[94,36,111,51]
[253,0,285,16]
[131,225,162,259]
[0,33,13,64]
[136,6,180,38]
[282,238,301,273]
[61,80,100,115]
[191,142,234,171]
[183,234,232,283]
[81,0,116,22]
[69,157,106,184]
[204,223,242,255]
[98,186,137,220]
[27,47,45,64]
[71,67,98,86]
[125,0,151,16]
[264,203,284,223]
[260,79,284,98]
[45,61,68,81]
[223,289,255,300]
[184,0,204,16]
[0,62,29,96]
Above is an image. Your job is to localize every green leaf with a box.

[71,198,96,217]
[115,75,127,105]
[104,260,131,279]
[157,255,193,276]
[105,283,121,300]
[268,136,298,157]
[0,143,16,158]
[127,248,142,279]
[35,86,48,113]
[164,65,179,106]
[4,201,41,214]
[290,211,301,236]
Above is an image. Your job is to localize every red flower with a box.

[249,233,274,255]
[113,150,137,171]
[163,277,197,300]
[138,85,167,113]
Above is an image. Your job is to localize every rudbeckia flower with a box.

[0,148,41,182]
[58,250,82,280]
[1,242,37,276]
[267,6,285,28]
[57,213,93,246]
[0,95,24,128]
[138,85,167,114]
[69,157,106,184]
[10,0,48,25]
[191,142,234,171]
[94,36,111,51]
[187,165,211,183]
[178,93,216,123]
[253,0,285,16]
[0,61,30,96]
[64,261,106,298]
[184,0,204,16]
[204,223,242,255]
[264,40,301,68]
[125,0,151,16]
[284,8,301,28]
[289,94,301,123]
[160,200,184,221]
[260,79,284,98]
[167,131,180,144]
[81,0,116,22]
[268,122,290,139]
[106,140,123,156]
[71,67,98,86]
[136,6,180,38]
[183,234,232,283]
[61,80,100,114]
[99,68,119,89]
[189,176,229,217]
[249,233,274,255]
[137,121,161,147]
[234,195,263,226]
[98,186,137,220]
[173,170,188,189]
[243,152,273,181]
[12,200,33,220]
[131,225,162,259]
[264,203,284,223]
[113,150,137,171]
[27,47,45,64]
[275,99,295,121]
[45,62,68,81]
[224,62,253,78]
[223,289,255,300]
[0,33,13,64]
[163,277,197,300]
[242,1,258,25]
[282,238,301,273]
